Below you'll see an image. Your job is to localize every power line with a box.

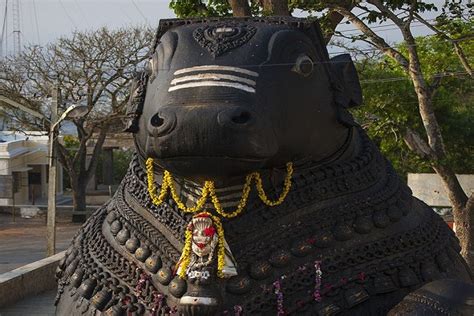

[0,1,8,57]
[11,0,20,56]
[32,0,41,45]
[360,71,469,84]
[2,65,470,86]
[58,0,77,30]
[72,0,90,27]
[130,0,150,25]
[336,21,431,37]
[336,18,437,34]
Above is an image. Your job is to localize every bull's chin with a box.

[153,156,269,183]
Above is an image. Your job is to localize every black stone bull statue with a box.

[55,17,474,315]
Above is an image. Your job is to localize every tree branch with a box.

[332,7,410,70]
[413,12,473,78]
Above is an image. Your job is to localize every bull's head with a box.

[126,18,362,182]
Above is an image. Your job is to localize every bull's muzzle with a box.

[148,106,257,138]
[146,104,277,161]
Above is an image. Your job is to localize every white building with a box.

[0,131,63,207]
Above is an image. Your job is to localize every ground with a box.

[0,212,81,274]
[0,290,56,316]
[0,212,82,316]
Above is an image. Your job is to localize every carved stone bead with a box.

[387,206,403,222]
[110,220,122,236]
[373,211,390,228]
[249,261,272,280]
[70,269,84,288]
[168,277,187,298]
[125,237,140,253]
[106,211,118,224]
[373,274,397,294]
[226,275,252,295]
[145,255,162,274]
[64,259,79,277]
[135,246,151,262]
[333,223,353,241]
[116,229,130,245]
[344,286,369,308]
[77,278,97,299]
[354,216,373,234]
[91,289,112,310]
[290,240,313,257]
[314,232,334,248]
[314,303,341,316]
[155,267,172,285]
[268,249,292,268]
[65,251,77,265]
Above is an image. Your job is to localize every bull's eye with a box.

[292,54,314,77]
[145,59,153,75]
[146,52,160,82]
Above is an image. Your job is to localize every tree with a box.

[167,1,474,268]
[351,30,473,177]
[0,27,152,222]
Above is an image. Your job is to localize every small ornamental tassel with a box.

[314,260,322,302]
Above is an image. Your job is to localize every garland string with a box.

[145,158,293,279]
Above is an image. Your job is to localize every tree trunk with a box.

[262,0,289,16]
[71,178,87,223]
[403,29,473,272]
[334,1,473,271]
[432,163,473,269]
[453,201,474,270]
[229,0,251,16]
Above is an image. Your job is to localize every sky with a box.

[0,0,455,56]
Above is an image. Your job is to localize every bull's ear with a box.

[123,71,149,133]
[330,54,362,108]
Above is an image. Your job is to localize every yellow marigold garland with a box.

[146,158,293,217]
[177,227,193,279]
[145,157,293,279]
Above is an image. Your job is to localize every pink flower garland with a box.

[313,260,322,302]
[273,276,286,315]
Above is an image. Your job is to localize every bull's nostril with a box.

[231,111,251,124]
[147,110,176,137]
[150,114,165,127]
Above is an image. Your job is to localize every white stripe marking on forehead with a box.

[174,65,259,77]
[168,81,255,93]
[170,73,256,86]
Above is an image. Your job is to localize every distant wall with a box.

[408,173,474,207]
[0,251,65,307]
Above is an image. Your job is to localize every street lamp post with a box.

[0,91,88,257]
[46,89,58,257]
[46,92,88,257]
